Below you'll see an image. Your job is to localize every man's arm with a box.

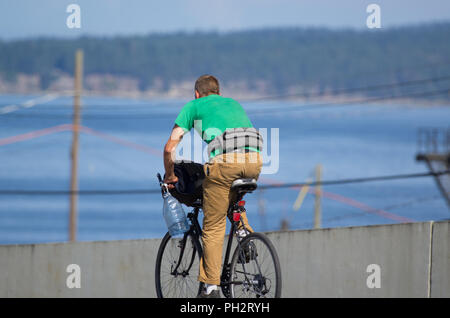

[163,124,186,188]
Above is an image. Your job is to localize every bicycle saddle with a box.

[231,178,258,193]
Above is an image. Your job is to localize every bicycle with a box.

[155,172,282,298]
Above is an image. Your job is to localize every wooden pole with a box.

[69,49,83,242]
[314,164,322,229]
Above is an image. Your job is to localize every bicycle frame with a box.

[162,187,254,297]
[220,194,251,297]
[157,172,280,298]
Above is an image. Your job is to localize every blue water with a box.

[0,94,449,245]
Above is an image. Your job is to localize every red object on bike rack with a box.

[233,212,241,222]
[238,200,245,206]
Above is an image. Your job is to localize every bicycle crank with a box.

[220,264,232,298]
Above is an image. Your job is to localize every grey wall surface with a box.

[0,239,160,297]
[0,221,448,297]
[267,222,433,297]
[430,221,450,298]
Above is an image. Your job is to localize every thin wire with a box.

[0,189,161,196]
[1,87,448,120]
[248,88,450,116]
[242,75,450,102]
[0,74,448,112]
[292,192,449,228]
[0,111,176,120]
[0,170,448,195]
[21,71,450,105]
[244,60,450,103]
[258,170,450,190]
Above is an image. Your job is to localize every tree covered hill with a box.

[0,23,449,97]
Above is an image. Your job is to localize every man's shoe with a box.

[197,289,221,298]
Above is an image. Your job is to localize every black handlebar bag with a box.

[166,160,205,207]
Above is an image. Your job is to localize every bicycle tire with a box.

[155,231,203,298]
[229,232,282,298]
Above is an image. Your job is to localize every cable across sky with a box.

[0,170,447,195]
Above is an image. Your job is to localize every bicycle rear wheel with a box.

[155,231,202,298]
[229,232,282,298]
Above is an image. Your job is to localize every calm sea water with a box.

[0,94,449,245]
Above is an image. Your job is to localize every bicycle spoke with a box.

[157,234,201,298]
[229,233,281,298]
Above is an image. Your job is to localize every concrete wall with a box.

[430,221,450,298]
[0,221,448,297]
[267,222,433,297]
[0,239,160,297]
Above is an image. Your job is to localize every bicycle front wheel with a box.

[229,232,282,298]
[155,231,202,298]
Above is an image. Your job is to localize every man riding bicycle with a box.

[163,75,263,298]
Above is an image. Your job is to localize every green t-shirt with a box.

[174,94,258,158]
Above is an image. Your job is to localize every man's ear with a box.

[195,90,200,99]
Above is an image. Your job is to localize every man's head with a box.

[194,75,220,99]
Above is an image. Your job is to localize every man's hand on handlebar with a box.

[163,174,178,190]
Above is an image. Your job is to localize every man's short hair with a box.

[195,75,220,97]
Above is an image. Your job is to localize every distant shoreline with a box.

[1,23,449,104]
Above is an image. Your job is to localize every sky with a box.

[0,0,449,40]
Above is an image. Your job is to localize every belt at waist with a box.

[209,148,259,163]
[229,148,257,154]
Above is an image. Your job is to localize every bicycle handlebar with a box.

[157,173,169,195]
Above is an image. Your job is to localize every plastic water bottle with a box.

[162,189,189,237]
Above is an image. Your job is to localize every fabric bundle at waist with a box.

[207,127,264,159]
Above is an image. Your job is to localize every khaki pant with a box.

[198,152,263,285]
